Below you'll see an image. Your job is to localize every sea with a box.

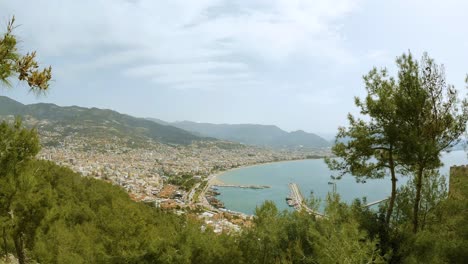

[215,150,468,215]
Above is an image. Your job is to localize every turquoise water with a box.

[216,150,467,215]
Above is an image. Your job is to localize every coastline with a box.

[203,151,466,215]
[207,157,325,188]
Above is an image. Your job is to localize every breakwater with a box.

[213,184,270,189]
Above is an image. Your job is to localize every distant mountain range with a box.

[0,96,206,145]
[0,96,330,149]
[150,120,330,149]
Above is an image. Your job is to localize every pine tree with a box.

[0,16,52,264]
[326,66,404,226]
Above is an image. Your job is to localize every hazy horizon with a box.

[1,0,467,136]
[2,95,336,139]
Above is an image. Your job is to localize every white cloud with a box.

[2,0,360,90]
[124,62,249,77]
[3,0,467,134]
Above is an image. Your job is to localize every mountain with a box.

[0,96,329,148]
[146,117,170,126]
[169,121,330,149]
[0,96,205,145]
[0,95,26,115]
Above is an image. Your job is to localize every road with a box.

[186,183,200,204]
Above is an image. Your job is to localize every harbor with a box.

[207,155,464,215]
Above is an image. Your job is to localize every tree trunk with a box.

[386,150,397,225]
[2,227,7,262]
[262,241,268,264]
[413,166,424,233]
[13,233,25,264]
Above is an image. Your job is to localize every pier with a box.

[288,183,325,217]
[287,182,388,218]
[213,184,270,189]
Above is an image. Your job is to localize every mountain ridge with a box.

[0,96,329,149]
[157,120,330,149]
[0,96,206,145]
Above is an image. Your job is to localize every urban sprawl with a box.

[24,119,331,233]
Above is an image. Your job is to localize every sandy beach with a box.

[208,173,226,186]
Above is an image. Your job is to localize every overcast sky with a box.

[1,0,467,138]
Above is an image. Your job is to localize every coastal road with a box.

[186,183,200,204]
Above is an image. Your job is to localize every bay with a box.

[215,150,467,215]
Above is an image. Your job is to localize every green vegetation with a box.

[1,157,239,263]
[0,17,51,92]
[168,174,198,191]
[1,143,467,263]
[0,144,392,264]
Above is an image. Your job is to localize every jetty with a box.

[364,197,389,207]
[212,184,270,189]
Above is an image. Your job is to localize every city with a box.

[34,120,331,233]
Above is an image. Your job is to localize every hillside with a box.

[0,96,206,145]
[449,165,468,199]
[169,121,330,149]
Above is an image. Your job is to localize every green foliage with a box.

[392,53,468,232]
[310,194,387,263]
[0,119,45,263]
[235,196,389,264]
[0,17,51,91]
[328,51,468,233]
[168,174,197,191]
[13,160,213,263]
[326,66,401,180]
[398,167,468,263]
[326,57,406,226]
[393,171,447,227]
[239,202,288,263]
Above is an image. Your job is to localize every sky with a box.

[1,0,467,139]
